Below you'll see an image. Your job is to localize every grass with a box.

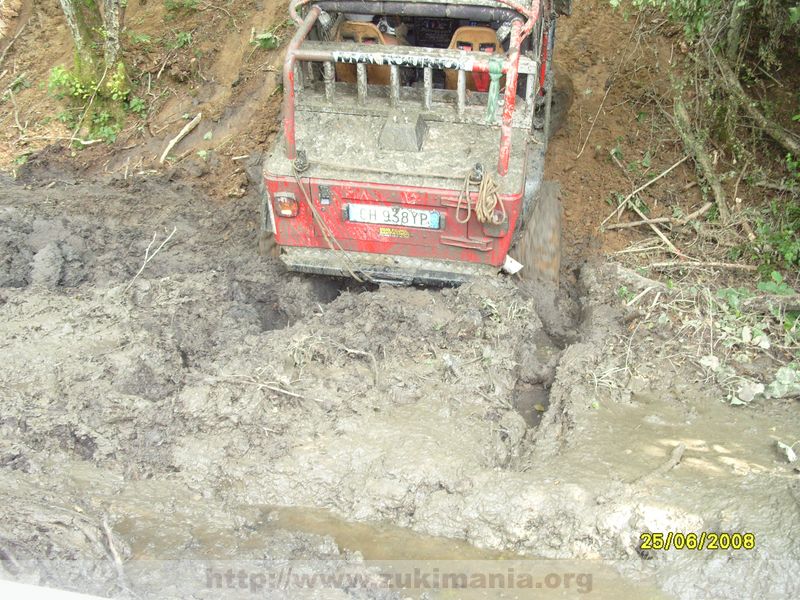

[730,198,800,278]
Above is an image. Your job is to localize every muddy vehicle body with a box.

[263,0,568,284]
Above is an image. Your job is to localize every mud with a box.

[1,160,799,599]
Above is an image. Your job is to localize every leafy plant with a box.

[164,0,198,11]
[753,199,800,274]
[252,20,293,51]
[91,111,120,143]
[49,66,93,101]
[617,285,636,303]
[172,31,193,49]
[252,31,280,50]
[126,31,152,45]
[757,271,795,296]
[127,96,148,117]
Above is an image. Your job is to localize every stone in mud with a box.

[0,234,32,287]
[113,349,184,401]
[29,241,85,288]
[29,242,64,287]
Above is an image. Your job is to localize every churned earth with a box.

[0,157,798,599]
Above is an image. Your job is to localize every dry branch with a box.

[159,113,201,164]
[741,295,800,314]
[647,260,757,272]
[0,20,26,67]
[632,443,686,486]
[124,227,177,292]
[601,156,690,227]
[754,181,796,193]
[605,201,713,230]
[673,97,732,224]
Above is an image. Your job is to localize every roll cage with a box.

[281,0,547,176]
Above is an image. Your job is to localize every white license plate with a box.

[346,203,441,230]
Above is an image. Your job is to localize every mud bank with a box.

[1,170,799,599]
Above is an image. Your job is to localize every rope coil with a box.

[455,164,508,226]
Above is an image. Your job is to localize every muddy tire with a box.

[514,182,561,284]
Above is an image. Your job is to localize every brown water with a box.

[259,506,669,599]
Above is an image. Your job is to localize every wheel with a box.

[535,64,573,143]
[513,182,561,284]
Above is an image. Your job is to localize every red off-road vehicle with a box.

[263,0,569,284]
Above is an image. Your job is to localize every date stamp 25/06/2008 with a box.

[640,532,756,551]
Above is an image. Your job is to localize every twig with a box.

[1,71,25,97]
[123,227,177,292]
[605,201,713,230]
[575,12,642,159]
[626,286,656,307]
[8,90,25,133]
[632,443,686,486]
[156,51,176,80]
[101,518,127,586]
[606,216,670,230]
[629,200,685,257]
[17,135,103,145]
[159,113,202,164]
[601,156,690,227]
[71,66,109,146]
[211,375,309,400]
[576,85,611,159]
[329,339,379,386]
[680,201,715,223]
[613,242,666,255]
[198,4,240,31]
[0,21,27,67]
[754,180,795,193]
[647,261,757,272]
[732,162,756,241]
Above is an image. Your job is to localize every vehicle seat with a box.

[444,26,503,93]
[335,21,400,86]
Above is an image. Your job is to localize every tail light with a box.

[274,192,299,218]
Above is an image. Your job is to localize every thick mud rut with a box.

[1,163,799,599]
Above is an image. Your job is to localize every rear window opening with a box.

[319,12,542,95]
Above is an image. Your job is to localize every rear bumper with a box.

[280,246,499,285]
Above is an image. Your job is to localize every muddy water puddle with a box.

[108,484,666,598]
[264,507,669,598]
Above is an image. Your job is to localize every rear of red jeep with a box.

[263,0,561,285]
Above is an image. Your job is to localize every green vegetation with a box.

[48,62,131,143]
[171,31,194,49]
[251,20,294,51]
[753,201,800,274]
[252,31,280,50]
[164,0,199,12]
